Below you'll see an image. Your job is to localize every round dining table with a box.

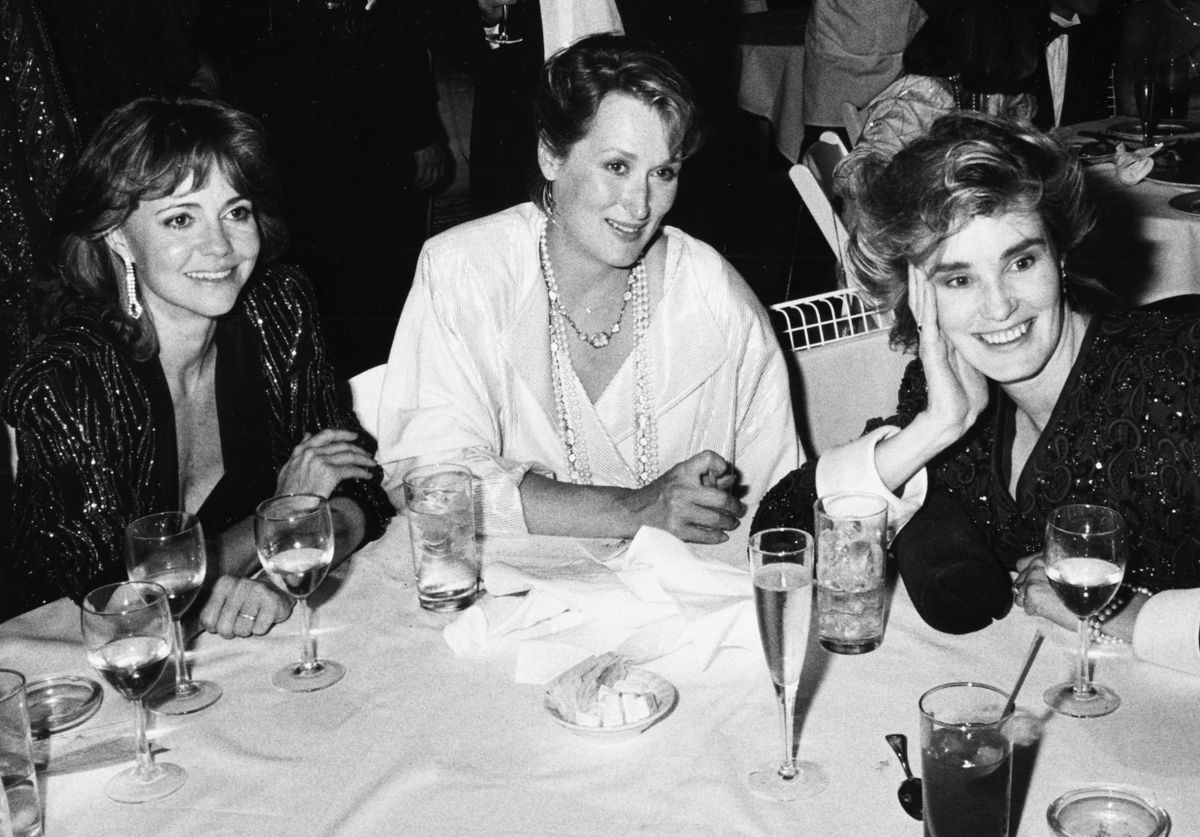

[2,518,1198,836]
[1062,117,1200,305]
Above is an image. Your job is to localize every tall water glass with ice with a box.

[403,464,479,612]
[814,492,888,654]
[0,671,40,835]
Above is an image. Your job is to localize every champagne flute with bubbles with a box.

[81,581,186,803]
[1042,504,1127,718]
[747,528,828,801]
[126,511,221,714]
[255,494,344,692]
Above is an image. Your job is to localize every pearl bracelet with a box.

[1087,585,1152,645]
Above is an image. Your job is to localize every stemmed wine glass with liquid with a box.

[1042,504,1127,718]
[255,494,344,692]
[484,0,523,45]
[81,581,187,803]
[747,528,828,801]
[1135,57,1158,145]
[125,511,222,714]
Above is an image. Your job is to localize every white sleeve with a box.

[814,424,928,538]
[377,248,550,534]
[1132,589,1200,677]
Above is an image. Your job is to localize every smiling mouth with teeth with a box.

[977,320,1031,345]
[186,269,234,281]
[606,219,643,236]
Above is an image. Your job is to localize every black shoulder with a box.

[1,323,124,421]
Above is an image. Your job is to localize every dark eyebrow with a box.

[599,147,680,168]
[928,237,1048,276]
[153,195,250,215]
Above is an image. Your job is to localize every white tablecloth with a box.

[735,12,807,163]
[1062,119,1200,304]
[4,521,1199,835]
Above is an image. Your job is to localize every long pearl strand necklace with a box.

[539,217,659,486]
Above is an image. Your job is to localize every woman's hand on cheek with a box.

[909,265,988,439]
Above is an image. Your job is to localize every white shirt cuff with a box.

[1132,588,1200,676]
[814,424,928,540]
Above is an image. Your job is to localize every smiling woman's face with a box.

[108,167,261,326]
[538,93,680,274]
[919,209,1066,385]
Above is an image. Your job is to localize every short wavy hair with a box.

[849,113,1098,352]
[532,33,701,211]
[47,96,286,360]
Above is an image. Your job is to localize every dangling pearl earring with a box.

[542,181,556,218]
[123,256,143,320]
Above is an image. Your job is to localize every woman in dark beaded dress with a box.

[753,113,1200,663]
[1,97,393,631]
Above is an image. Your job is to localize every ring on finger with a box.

[238,612,257,622]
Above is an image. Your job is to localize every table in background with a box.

[3,521,1198,836]
[735,7,808,163]
[1063,117,1200,303]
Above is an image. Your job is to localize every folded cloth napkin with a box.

[1113,142,1163,185]
[1132,588,1200,676]
[443,526,757,683]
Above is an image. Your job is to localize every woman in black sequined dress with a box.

[753,113,1200,659]
[1,97,393,629]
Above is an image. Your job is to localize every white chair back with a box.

[789,131,856,287]
[348,364,387,440]
[771,289,909,455]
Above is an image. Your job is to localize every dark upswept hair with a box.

[849,113,1100,352]
[532,33,701,211]
[47,95,286,360]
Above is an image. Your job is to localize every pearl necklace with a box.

[539,217,659,486]
[539,231,641,349]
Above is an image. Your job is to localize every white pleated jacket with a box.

[378,204,802,533]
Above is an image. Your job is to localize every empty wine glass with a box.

[125,511,222,715]
[484,0,523,45]
[1042,504,1127,718]
[81,581,187,803]
[255,494,344,692]
[747,528,828,801]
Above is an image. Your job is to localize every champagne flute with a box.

[747,528,828,801]
[81,581,187,803]
[1042,504,1127,718]
[484,0,523,45]
[255,494,344,692]
[1135,58,1158,145]
[125,511,222,714]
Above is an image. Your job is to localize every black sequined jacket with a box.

[1,264,393,619]
[753,301,1200,632]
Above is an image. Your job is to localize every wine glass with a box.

[81,581,187,803]
[255,494,344,692]
[484,0,523,45]
[1135,58,1158,145]
[1042,504,1127,718]
[747,528,828,801]
[125,511,222,715]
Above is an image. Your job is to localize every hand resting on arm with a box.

[519,450,746,544]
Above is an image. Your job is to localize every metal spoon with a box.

[885,733,923,820]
